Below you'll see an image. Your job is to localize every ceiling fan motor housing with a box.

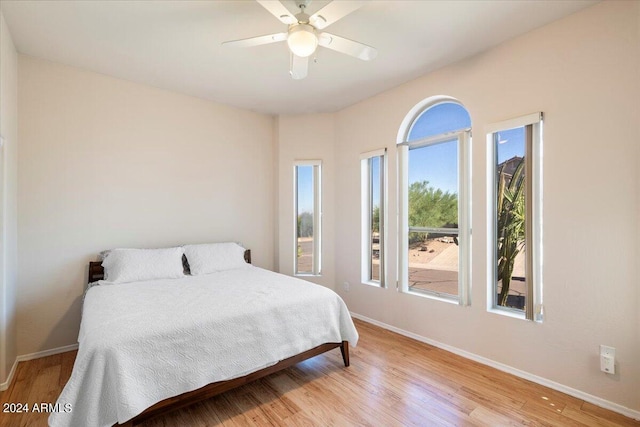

[295,0,312,11]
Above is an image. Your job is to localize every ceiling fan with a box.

[222,0,377,80]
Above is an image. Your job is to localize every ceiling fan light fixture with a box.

[287,24,318,58]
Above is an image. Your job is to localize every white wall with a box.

[17,56,275,355]
[0,9,19,387]
[328,0,638,412]
[637,1,640,362]
[277,114,336,290]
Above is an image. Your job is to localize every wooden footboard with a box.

[118,341,350,426]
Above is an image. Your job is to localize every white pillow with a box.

[102,247,185,284]
[183,242,247,275]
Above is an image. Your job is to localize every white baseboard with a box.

[0,358,18,391]
[0,343,78,391]
[15,343,78,363]
[350,312,640,421]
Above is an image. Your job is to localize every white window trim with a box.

[485,112,542,134]
[397,95,461,142]
[293,160,322,276]
[360,149,387,287]
[398,130,472,306]
[486,113,543,322]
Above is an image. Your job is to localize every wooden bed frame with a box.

[87,249,350,426]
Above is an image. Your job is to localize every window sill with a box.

[295,274,322,278]
[403,289,459,305]
[487,306,527,320]
[361,280,384,288]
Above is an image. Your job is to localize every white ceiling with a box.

[2,0,597,115]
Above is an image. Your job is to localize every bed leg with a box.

[340,341,350,367]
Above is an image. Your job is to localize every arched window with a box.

[397,97,471,304]
[408,102,471,140]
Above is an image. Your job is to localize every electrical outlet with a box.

[600,345,615,374]
[343,281,350,292]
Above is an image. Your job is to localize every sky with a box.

[371,156,381,209]
[496,127,525,163]
[297,165,314,214]
[407,102,525,194]
[408,103,469,194]
[409,139,459,194]
[296,103,525,213]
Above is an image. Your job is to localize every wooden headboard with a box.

[88,249,252,284]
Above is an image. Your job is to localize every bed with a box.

[50,247,358,427]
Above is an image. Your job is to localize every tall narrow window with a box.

[294,161,321,276]
[398,100,471,305]
[487,112,543,321]
[361,149,386,286]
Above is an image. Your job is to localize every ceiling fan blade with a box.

[289,53,309,80]
[256,0,297,25]
[309,1,366,30]
[318,32,377,61]
[222,32,287,48]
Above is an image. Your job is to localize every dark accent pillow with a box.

[182,254,191,275]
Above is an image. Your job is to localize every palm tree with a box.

[496,158,525,307]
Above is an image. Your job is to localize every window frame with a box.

[293,160,322,276]
[397,100,472,306]
[486,112,543,321]
[360,148,387,287]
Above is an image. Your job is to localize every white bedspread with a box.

[49,266,358,427]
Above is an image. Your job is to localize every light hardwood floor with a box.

[1,319,638,427]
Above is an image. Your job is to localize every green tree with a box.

[496,159,526,307]
[297,212,314,238]
[372,205,380,233]
[408,181,458,228]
